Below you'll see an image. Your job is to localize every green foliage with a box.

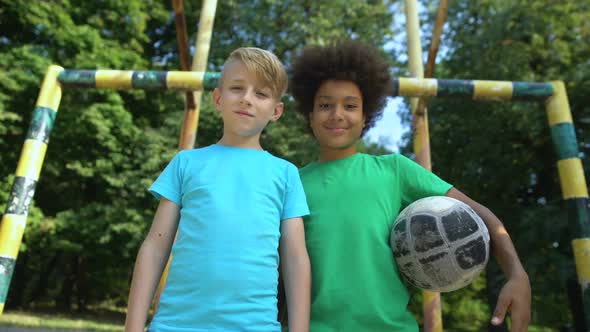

[358,137,394,155]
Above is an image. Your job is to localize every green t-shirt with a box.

[299,153,453,332]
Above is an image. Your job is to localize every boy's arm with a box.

[125,198,180,332]
[280,217,311,332]
[446,188,530,332]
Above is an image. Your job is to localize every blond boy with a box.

[125,48,311,332]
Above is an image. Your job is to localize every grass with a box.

[0,309,124,331]
[0,309,561,332]
[528,327,560,332]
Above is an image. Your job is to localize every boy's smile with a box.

[324,126,348,134]
[234,110,254,117]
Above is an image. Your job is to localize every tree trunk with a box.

[58,255,74,310]
[76,256,87,312]
[29,253,58,304]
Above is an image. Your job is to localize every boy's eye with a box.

[318,103,332,110]
[256,91,269,98]
[345,104,358,110]
[230,86,242,91]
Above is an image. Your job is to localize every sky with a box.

[365,98,407,153]
[364,2,435,153]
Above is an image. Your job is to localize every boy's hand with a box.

[491,273,531,332]
[446,188,531,332]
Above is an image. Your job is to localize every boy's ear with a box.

[270,102,284,122]
[212,88,221,110]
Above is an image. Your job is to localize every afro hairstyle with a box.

[289,39,392,135]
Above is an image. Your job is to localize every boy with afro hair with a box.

[288,39,531,332]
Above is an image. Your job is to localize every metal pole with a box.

[178,0,217,150]
[0,65,64,315]
[546,81,590,329]
[404,1,442,331]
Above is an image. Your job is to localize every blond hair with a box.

[220,47,288,99]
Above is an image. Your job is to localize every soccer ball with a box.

[390,196,490,292]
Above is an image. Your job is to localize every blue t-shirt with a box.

[148,144,309,332]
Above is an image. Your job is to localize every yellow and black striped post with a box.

[0,65,64,314]
[546,81,590,328]
[392,77,554,101]
[58,69,220,91]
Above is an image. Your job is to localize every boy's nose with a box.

[240,90,254,106]
[329,105,345,120]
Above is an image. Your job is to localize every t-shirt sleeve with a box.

[395,154,453,206]
[281,163,310,221]
[148,152,184,206]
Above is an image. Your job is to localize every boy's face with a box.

[213,60,283,138]
[309,80,365,151]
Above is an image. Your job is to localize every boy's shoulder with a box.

[370,152,416,167]
[182,145,217,154]
[168,146,208,164]
[369,152,403,160]
[264,151,299,171]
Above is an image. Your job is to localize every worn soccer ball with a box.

[390,196,490,292]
